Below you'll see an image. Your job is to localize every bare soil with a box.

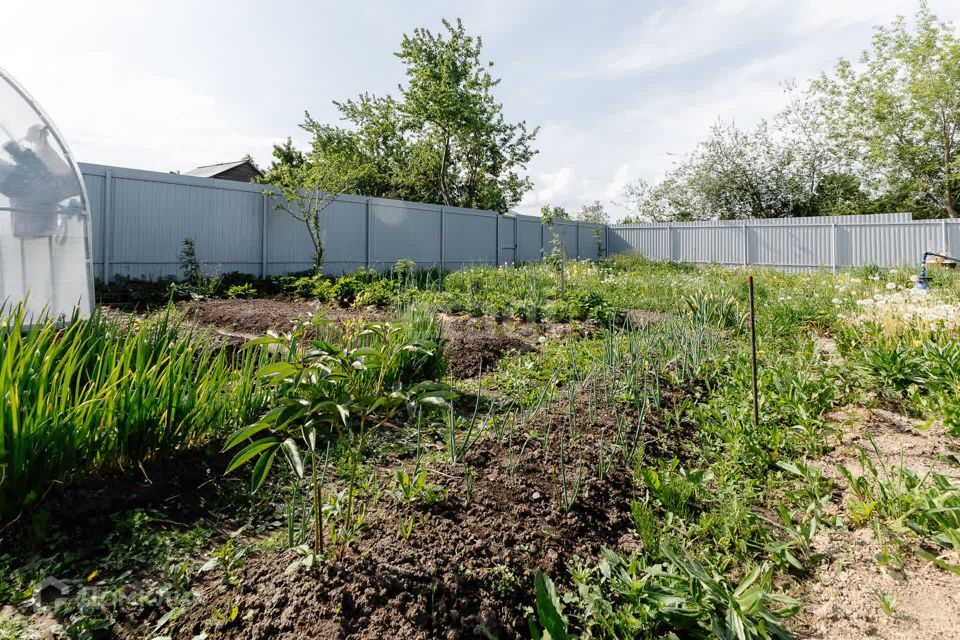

[176,298,598,380]
[797,407,960,640]
[158,386,696,640]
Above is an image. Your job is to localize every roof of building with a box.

[184,159,262,178]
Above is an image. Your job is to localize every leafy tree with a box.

[573,200,609,224]
[813,1,960,218]
[621,120,816,221]
[539,204,570,223]
[397,19,539,211]
[263,19,538,214]
[259,138,351,274]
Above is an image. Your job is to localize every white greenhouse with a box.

[0,66,93,321]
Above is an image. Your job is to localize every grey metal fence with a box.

[608,213,959,272]
[80,163,604,282]
[81,161,958,281]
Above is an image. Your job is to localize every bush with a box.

[545,300,572,323]
[356,279,399,307]
[226,283,257,299]
[333,268,379,306]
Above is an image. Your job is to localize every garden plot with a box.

[3,256,960,640]
[175,297,594,380]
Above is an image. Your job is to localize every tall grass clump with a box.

[0,305,270,520]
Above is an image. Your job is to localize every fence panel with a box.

[109,174,263,279]
[83,171,106,280]
[498,215,516,265]
[316,196,369,275]
[838,222,943,269]
[948,221,960,256]
[610,215,960,271]
[750,224,833,269]
[442,208,498,268]
[577,223,603,259]
[368,200,441,268]
[515,216,543,262]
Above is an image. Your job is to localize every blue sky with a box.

[4,1,958,219]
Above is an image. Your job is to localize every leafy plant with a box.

[225,312,455,556]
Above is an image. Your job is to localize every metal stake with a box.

[748,275,759,428]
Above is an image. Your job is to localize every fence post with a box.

[741,221,748,266]
[494,213,500,266]
[365,198,372,270]
[103,169,113,282]
[667,223,675,262]
[540,222,545,262]
[831,222,838,274]
[439,206,445,269]
[576,223,581,260]
[942,219,949,252]
[514,215,519,264]
[260,191,268,278]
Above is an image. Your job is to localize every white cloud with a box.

[605,163,632,201]
[520,166,579,208]
[568,0,777,78]
[1,2,280,172]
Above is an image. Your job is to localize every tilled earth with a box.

[158,389,695,640]
[176,297,597,380]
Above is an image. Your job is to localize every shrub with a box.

[226,283,257,299]
[332,268,379,306]
[356,279,399,307]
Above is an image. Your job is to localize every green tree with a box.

[813,2,960,218]
[573,200,609,224]
[621,120,814,221]
[259,138,351,274]
[263,19,538,214]
[539,204,570,223]
[397,18,539,211]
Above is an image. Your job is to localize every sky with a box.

[4,0,959,220]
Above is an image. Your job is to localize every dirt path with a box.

[799,407,960,640]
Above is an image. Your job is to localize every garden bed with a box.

[141,380,693,640]
[175,297,597,380]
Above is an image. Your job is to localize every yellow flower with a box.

[87,570,98,582]
[913,339,922,347]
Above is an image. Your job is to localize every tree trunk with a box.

[439,135,452,206]
[944,143,957,219]
[945,180,958,219]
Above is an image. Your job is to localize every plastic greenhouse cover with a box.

[0,67,93,323]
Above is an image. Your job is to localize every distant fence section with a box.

[608,213,960,272]
[80,163,605,282]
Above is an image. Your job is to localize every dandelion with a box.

[909,274,919,283]
[832,298,841,305]
[886,282,897,290]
